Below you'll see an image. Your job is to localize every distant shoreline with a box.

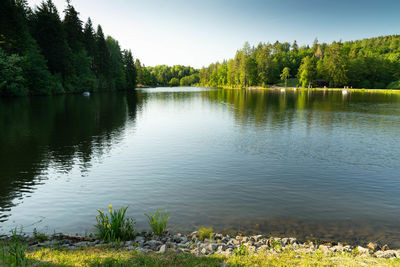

[198,85,400,93]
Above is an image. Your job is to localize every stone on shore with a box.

[367,242,379,251]
[159,244,167,253]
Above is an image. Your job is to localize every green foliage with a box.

[269,239,282,250]
[145,209,170,235]
[106,37,127,90]
[95,205,136,242]
[0,48,26,96]
[0,227,27,266]
[0,0,138,97]
[142,65,198,87]
[123,50,137,89]
[22,245,399,267]
[388,80,400,89]
[198,227,213,241]
[280,67,291,87]
[32,228,48,242]
[200,36,400,89]
[180,74,199,86]
[233,244,249,256]
[298,56,316,88]
[169,77,180,86]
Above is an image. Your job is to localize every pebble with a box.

[367,242,378,251]
[6,231,399,260]
[159,244,167,253]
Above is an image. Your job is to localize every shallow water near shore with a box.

[0,87,400,247]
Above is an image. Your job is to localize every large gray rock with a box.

[146,240,162,250]
[375,250,396,259]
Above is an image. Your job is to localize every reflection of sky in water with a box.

[0,88,400,247]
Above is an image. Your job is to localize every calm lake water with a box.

[1,87,400,247]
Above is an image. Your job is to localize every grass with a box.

[198,227,213,241]
[95,205,136,242]
[33,228,48,242]
[233,244,248,256]
[275,78,299,88]
[1,227,27,266]
[145,209,170,236]
[0,246,398,267]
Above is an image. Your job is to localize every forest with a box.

[199,37,400,89]
[2,1,400,96]
[0,0,137,96]
[135,62,199,87]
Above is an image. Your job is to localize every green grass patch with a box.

[0,246,396,267]
[275,78,299,87]
[198,227,213,241]
[1,228,27,266]
[33,229,49,242]
[23,248,223,266]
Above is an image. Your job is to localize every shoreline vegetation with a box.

[200,85,400,93]
[1,230,400,266]
[197,37,400,91]
[1,207,400,266]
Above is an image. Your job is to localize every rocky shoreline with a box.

[3,231,400,260]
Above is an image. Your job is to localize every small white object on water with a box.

[83,92,90,96]
[281,88,286,92]
[342,90,348,94]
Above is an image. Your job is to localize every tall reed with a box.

[145,209,170,235]
[95,205,136,242]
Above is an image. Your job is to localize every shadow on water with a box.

[0,92,139,223]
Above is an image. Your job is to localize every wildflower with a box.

[109,209,112,213]
[109,204,112,209]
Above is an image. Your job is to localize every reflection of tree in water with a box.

[204,89,400,128]
[0,92,138,222]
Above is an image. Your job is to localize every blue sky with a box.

[28,0,400,68]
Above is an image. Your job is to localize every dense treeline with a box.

[135,62,199,87]
[199,37,400,89]
[0,0,137,96]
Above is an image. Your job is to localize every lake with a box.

[1,87,400,247]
